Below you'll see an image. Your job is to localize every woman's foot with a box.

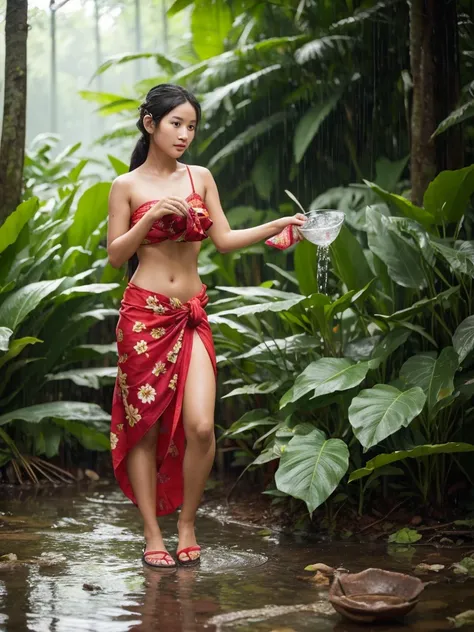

[143,532,176,567]
[177,519,201,564]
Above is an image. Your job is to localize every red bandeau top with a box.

[130,166,213,245]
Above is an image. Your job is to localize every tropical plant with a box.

[209,165,474,516]
[0,155,124,483]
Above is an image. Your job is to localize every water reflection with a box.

[0,483,473,631]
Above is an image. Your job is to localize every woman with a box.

[107,83,306,569]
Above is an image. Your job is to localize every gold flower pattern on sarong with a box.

[132,321,147,333]
[168,374,178,391]
[110,432,118,450]
[117,328,124,342]
[134,340,148,355]
[125,403,142,427]
[170,297,182,309]
[167,331,184,364]
[151,327,166,339]
[117,424,124,431]
[152,361,167,376]
[145,295,166,314]
[117,367,129,399]
[138,383,156,404]
[118,353,128,364]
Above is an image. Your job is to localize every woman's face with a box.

[146,101,197,158]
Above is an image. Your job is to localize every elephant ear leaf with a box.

[275,429,349,513]
[349,384,426,450]
[399,348,459,412]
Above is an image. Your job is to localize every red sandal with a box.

[176,545,201,567]
[142,549,176,569]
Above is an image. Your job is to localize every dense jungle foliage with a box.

[1,0,474,525]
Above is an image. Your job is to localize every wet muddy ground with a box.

[0,482,473,631]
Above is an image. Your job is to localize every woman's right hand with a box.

[148,197,190,222]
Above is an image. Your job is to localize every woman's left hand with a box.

[273,213,307,233]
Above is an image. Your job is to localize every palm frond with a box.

[91,52,184,81]
[331,0,402,31]
[173,36,306,87]
[208,112,288,168]
[295,35,354,65]
[202,64,282,115]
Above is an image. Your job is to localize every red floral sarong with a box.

[110,282,216,516]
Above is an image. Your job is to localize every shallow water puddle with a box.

[0,483,473,631]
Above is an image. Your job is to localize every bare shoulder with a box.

[109,172,135,200]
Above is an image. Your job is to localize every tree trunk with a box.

[409,0,436,206]
[0,0,28,223]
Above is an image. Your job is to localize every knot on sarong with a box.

[187,296,206,328]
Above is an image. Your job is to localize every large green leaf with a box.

[423,165,474,224]
[0,198,38,255]
[349,442,474,481]
[108,154,129,176]
[52,418,109,451]
[366,207,427,288]
[235,334,319,361]
[275,428,349,513]
[216,296,306,317]
[399,348,459,412]
[67,182,111,249]
[432,99,474,137]
[374,155,409,192]
[216,286,301,301]
[0,278,65,331]
[294,91,341,164]
[294,239,318,296]
[453,316,474,364]
[46,367,118,389]
[375,286,460,321]
[55,283,120,304]
[432,241,474,278]
[280,358,370,408]
[191,0,233,60]
[0,337,41,370]
[251,148,278,200]
[349,384,426,450]
[365,181,434,230]
[330,225,373,291]
[222,409,275,437]
[167,0,194,16]
[369,329,410,369]
[0,401,111,426]
[325,280,374,324]
[0,327,13,352]
[223,382,283,398]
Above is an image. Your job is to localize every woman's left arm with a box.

[203,169,306,254]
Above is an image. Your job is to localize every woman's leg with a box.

[127,422,175,565]
[178,331,216,560]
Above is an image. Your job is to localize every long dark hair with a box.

[127,83,201,279]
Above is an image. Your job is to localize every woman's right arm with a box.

[106,178,191,269]
[107,178,154,269]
